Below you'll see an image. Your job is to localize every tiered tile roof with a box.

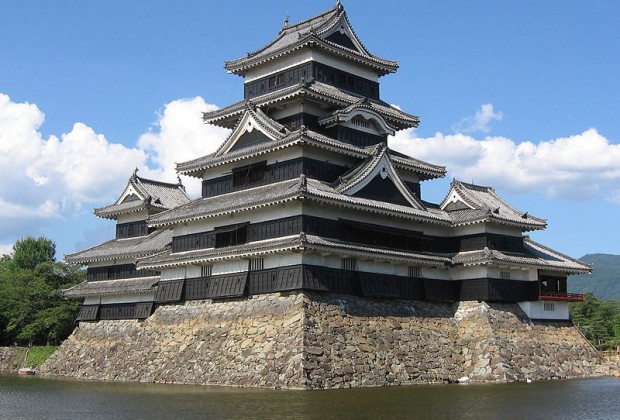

[65,229,173,264]
[94,172,191,219]
[138,232,452,270]
[202,80,419,130]
[63,277,159,298]
[452,237,591,274]
[224,3,398,76]
[177,127,444,180]
[441,180,547,231]
[148,176,452,229]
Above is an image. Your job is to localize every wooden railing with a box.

[540,291,584,301]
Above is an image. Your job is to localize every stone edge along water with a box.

[38,292,608,389]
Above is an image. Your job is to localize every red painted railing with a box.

[540,291,584,302]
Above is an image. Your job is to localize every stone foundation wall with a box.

[42,293,306,388]
[41,292,602,389]
[0,347,26,372]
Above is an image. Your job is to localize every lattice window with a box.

[342,258,358,271]
[500,271,511,280]
[544,302,555,311]
[201,265,213,277]
[352,116,369,128]
[249,258,264,271]
[408,266,422,278]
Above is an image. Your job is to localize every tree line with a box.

[0,236,84,346]
[570,293,620,351]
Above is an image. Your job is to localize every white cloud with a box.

[452,103,503,134]
[138,97,229,196]
[0,243,13,257]
[0,93,228,248]
[391,127,620,201]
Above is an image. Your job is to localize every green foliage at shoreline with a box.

[570,292,620,351]
[0,236,84,346]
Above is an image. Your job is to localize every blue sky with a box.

[1,0,619,261]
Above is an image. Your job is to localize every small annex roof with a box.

[94,170,191,220]
[451,237,591,274]
[440,180,547,231]
[148,176,452,229]
[225,2,398,77]
[177,127,444,180]
[202,79,419,131]
[64,229,173,264]
[137,232,451,270]
[63,277,159,299]
[334,143,426,210]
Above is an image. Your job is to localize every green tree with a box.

[12,236,56,270]
[570,292,620,350]
[0,236,83,346]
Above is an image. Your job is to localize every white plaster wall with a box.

[449,266,488,281]
[212,260,250,275]
[83,292,154,305]
[519,301,569,320]
[173,202,303,237]
[117,211,148,224]
[201,147,305,181]
[486,267,533,281]
[160,267,188,280]
[88,258,134,269]
[244,49,379,82]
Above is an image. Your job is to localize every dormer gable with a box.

[319,100,395,136]
[94,170,191,220]
[335,143,425,210]
[214,104,289,157]
[440,188,475,212]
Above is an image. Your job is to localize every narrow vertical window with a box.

[249,258,264,271]
[408,266,421,278]
[201,265,213,277]
[342,258,358,271]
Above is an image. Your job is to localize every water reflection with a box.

[1,374,618,419]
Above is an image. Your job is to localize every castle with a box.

[46,3,599,388]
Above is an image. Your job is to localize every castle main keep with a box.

[42,3,600,388]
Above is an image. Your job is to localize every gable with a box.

[122,193,140,203]
[325,30,360,52]
[353,175,410,207]
[228,127,272,153]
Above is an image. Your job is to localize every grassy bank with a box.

[25,346,57,367]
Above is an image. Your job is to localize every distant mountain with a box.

[568,253,620,301]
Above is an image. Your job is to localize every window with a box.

[352,117,370,128]
[544,302,555,311]
[249,258,264,271]
[500,271,511,280]
[215,223,248,248]
[233,163,267,187]
[201,265,213,277]
[342,258,358,271]
[408,266,422,278]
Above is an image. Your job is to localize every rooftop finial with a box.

[132,167,139,179]
[336,0,343,9]
[283,13,289,28]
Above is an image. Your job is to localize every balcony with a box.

[540,291,584,302]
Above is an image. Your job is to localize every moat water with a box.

[1,374,618,419]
